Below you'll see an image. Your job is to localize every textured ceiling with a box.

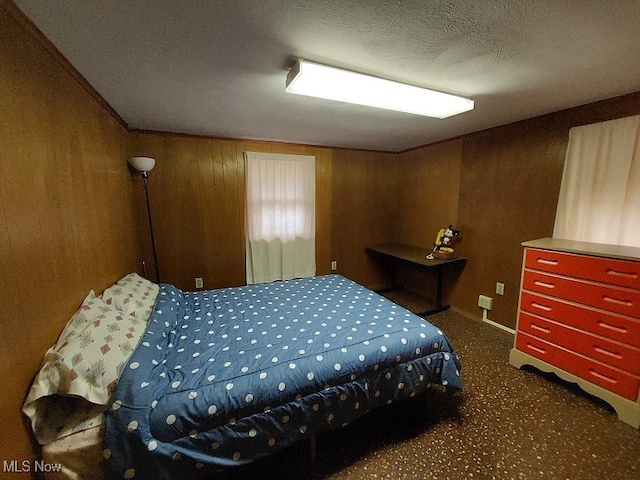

[13,0,640,152]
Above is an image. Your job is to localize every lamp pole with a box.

[128,156,160,284]
[141,170,161,284]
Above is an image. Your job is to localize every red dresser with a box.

[509,238,640,428]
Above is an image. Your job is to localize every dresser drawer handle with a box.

[593,346,623,360]
[526,343,546,355]
[606,269,638,280]
[589,369,617,384]
[533,280,555,289]
[530,323,551,334]
[531,302,552,312]
[603,296,633,307]
[537,258,559,266]
[597,321,627,334]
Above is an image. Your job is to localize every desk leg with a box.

[390,261,397,289]
[374,259,398,294]
[420,266,450,317]
[436,266,443,309]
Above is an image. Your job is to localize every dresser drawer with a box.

[523,270,640,318]
[515,331,640,400]
[525,248,640,290]
[518,311,640,375]
[520,291,640,348]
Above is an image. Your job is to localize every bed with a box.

[25,273,462,479]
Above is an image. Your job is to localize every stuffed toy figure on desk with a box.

[426,225,460,259]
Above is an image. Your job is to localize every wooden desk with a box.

[366,243,466,316]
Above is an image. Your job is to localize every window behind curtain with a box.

[553,115,640,247]
[244,152,316,284]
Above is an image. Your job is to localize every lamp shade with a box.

[128,156,156,173]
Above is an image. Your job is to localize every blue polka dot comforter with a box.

[104,274,462,479]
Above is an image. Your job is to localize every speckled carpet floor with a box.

[211,310,640,479]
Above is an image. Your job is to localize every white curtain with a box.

[245,152,316,284]
[553,115,640,248]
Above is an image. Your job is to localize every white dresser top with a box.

[523,237,640,262]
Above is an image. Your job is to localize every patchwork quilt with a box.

[104,275,462,479]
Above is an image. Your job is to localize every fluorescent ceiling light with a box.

[286,59,474,119]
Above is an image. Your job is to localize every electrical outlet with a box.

[496,282,505,295]
[478,295,493,310]
[331,261,337,271]
[195,277,203,289]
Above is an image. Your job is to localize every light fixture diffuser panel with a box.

[286,60,474,119]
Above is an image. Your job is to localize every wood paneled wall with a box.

[450,118,568,327]
[129,132,332,291]
[3,0,640,467]
[393,141,464,298]
[331,141,465,300]
[328,92,640,328]
[331,149,398,289]
[396,140,462,247]
[395,93,640,328]
[0,1,139,465]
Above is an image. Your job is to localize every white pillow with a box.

[101,273,158,321]
[23,291,149,444]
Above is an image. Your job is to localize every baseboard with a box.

[482,317,516,335]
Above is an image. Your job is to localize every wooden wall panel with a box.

[447,93,640,328]
[452,121,567,327]
[331,149,398,289]
[396,140,463,247]
[0,2,138,465]
[388,93,640,329]
[129,133,333,291]
[394,140,463,300]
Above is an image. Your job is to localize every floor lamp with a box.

[128,156,161,284]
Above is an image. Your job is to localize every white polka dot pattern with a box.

[104,275,462,479]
